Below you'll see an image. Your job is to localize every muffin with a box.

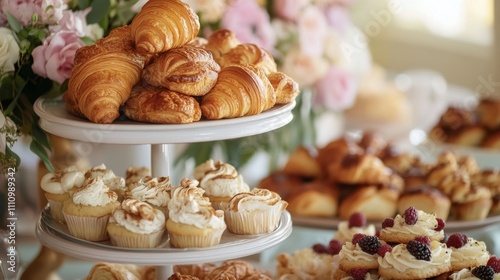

[445,233,490,271]
[40,166,85,223]
[85,163,126,201]
[107,199,165,248]
[124,176,172,218]
[222,188,288,235]
[193,159,250,209]
[62,177,120,241]
[452,184,492,221]
[166,178,226,248]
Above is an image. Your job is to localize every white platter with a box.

[36,207,292,265]
[34,97,295,144]
[291,214,500,233]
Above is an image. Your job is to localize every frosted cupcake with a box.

[125,176,172,218]
[166,178,226,248]
[85,163,126,201]
[223,188,288,235]
[40,166,85,223]
[107,199,165,248]
[193,159,250,209]
[125,166,151,186]
[63,177,120,241]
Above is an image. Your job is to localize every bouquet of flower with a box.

[0,0,144,173]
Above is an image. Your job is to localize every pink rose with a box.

[324,5,352,33]
[313,67,357,111]
[221,0,276,51]
[2,0,64,27]
[31,30,84,84]
[273,0,310,21]
[297,6,328,57]
[49,8,90,37]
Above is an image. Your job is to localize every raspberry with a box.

[403,206,418,225]
[348,212,367,228]
[349,268,368,280]
[358,235,381,255]
[352,233,366,245]
[406,240,431,261]
[377,244,392,257]
[435,218,446,231]
[487,256,500,273]
[328,239,343,255]
[446,233,468,249]
[312,243,329,254]
[414,236,431,246]
[381,218,394,228]
[472,265,495,280]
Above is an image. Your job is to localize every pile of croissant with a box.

[63,0,299,124]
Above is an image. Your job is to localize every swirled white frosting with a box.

[125,176,171,207]
[40,166,85,194]
[193,159,249,197]
[226,188,288,212]
[450,237,489,264]
[168,178,225,230]
[380,210,443,239]
[72,177,118,207]
[85,163,125,192]
[377,241,451,272]
[109,199,165,234]
[125,166,151,185]
[340,271,384,280]
[335,222,376,243]
[450,268,500,280]
[339,242,378,263]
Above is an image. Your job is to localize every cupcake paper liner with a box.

[168,227,225,248]
[47,199,66,224]
[225,207,282,235]
[63,213,110,241]
[109,229,164,248]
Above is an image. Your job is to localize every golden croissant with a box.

[205,29,241,65]
[142,45,221,96]
[267,72,300,104]
[201,65,276,120]
[218,43,277,75]
[64,26,148,124]
[130,0,200,54]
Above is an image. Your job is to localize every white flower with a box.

[0,27,20,73]
[281,47,329,87]
[184,0,227,23]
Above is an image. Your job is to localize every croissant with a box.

[218,43,277,75]
[205,29,241,64]
[64,26,147,124]
[267,71,300,104]
[130,0,200,54]
[123,85,202,124]
[326,153,393,185]
[201,65,276,119]
[142,45,221,96]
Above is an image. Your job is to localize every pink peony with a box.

[273,0,310,22]
[324,4,352,33]
[297,6,328,58]
[2,0,64,27]
[49,8,91,37]
[221,0,276,51]
[31,30,84,84]
[313,67,356,111]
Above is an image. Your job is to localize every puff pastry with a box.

[218,43,278,75]
[130,0,200,54]
[205,29,241,65]
[201,64,276,119]
[123,85,202,124]
[267,71,300,104]
[142,45,221,96]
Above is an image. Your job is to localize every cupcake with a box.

[107,199,165,248]
[124,176,172,218]
[85,163,126,201]
[40,166,85,223]
[445,233,490,271]
[223,188,288,235]
[334,212,376,243]
[452,184,492,221]
[125,166,151,186]
[62,177,120,241]
[193,159,250,209]
[166,178,226,248]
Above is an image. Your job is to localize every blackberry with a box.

[435,218,446,231]
[406,240,431,261]
[381,218,394,228]
[348,212,367,228]
[358,236,381,255]
[472,265,495,280]
[403,206,418,225]
[350,268,368,280]
[487,256,500,273]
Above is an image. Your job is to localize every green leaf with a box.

[78,0,91,9]
[6,12,21,33]
[87,0,111,24]
[80,36,95,46]
[29,138,54,173]
[5,146,21,169]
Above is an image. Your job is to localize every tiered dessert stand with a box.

[33,97,295,279]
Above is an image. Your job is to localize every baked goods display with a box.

[63,0,299,124]
[259,131,499,223]
[429,98,500,149]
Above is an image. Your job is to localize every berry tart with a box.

[446,233,490,271]
[338,235,385,271]
[334,212,376,243]
[448,256,500,280]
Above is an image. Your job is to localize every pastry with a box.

[124,176,172,218]
[482,131,500,149]
[167,273,200,280]
[338,185,399,221]
[452,184,492,221]
[174,263,217,279]
[125,166,151,186]
[358,131,389,157]
[448,267,500,280]
[445,233,490,271]
[84,262,146,280]
[223,188,288,235]
[40,166,85,223]
[334,212,376,243]
[142,45,221,96]
[327,153,393,186]
[62,177,120,241]
[85,163,126,201]
[267,71,300,104]
[397,184,451,220]
[204,260,259,280]
[285,180,339,218]
[218,43,278,75]
[276,248,339,279]
[316,137,363,174]
[446,125,487,146]
[186,37,208,48]
[205,29,241,65]
[201,64,276,119]
[166,178,226,248]
[282,146,322,178]
[130,0,200,54]
[123,84,202,124]
[107,199,165,248]
[477,98,500,129]
[64,26,148,124]
[471,169,500,215]
[193,159,250,209]
[338,236,382,271]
